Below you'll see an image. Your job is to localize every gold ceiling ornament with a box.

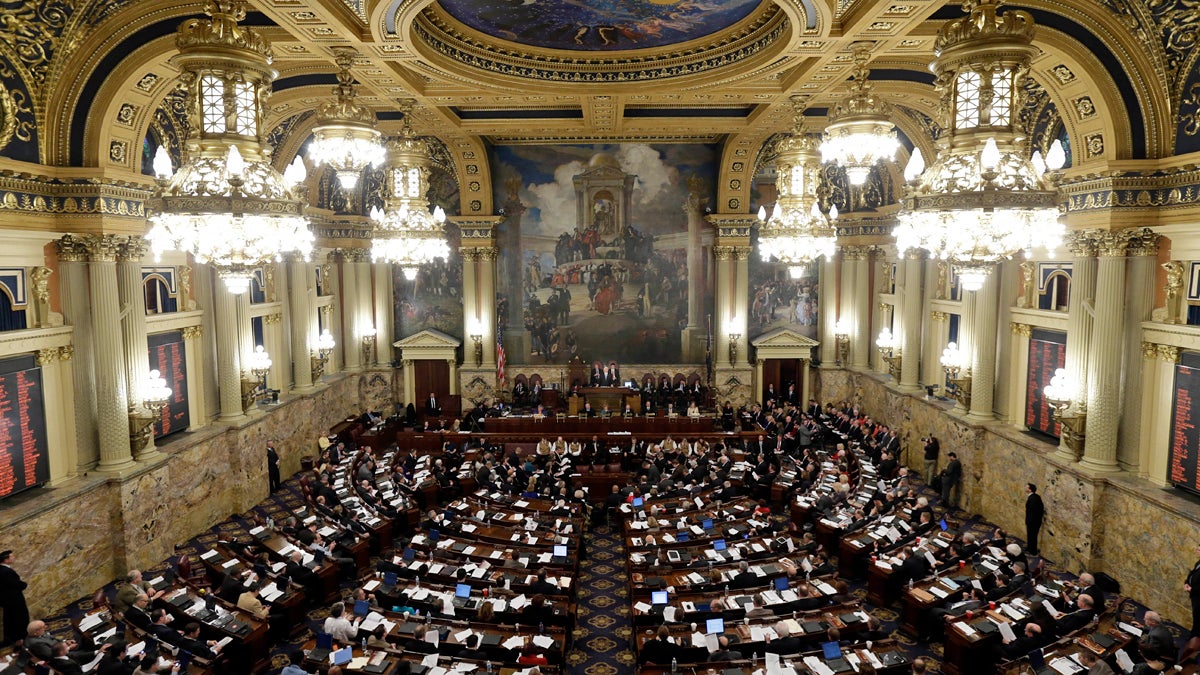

[820,42,899,185]
[308,48,385,191]
[147,0,313,295]
[756,97,838,280]
[0,83,15,153]
[369,104,450,281]
[894,0,1065,292]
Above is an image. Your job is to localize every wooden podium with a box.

[579,386,640,414]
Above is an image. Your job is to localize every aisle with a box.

[567,524,638,675]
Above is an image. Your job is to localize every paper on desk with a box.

[803,656,834,675]
[532,635,554,649]
[816,582,837,595]
[537,553,553,564]
[363,579,381,592]
[201,549,219,560]
[765,652,781,675]
[423,654,440,668]
[502,636,525,650]
[510,594,528,610]
[1049,656,1083,675]
[430,563,446,575]
[1002,604,1024,621]
[262,583,283,602]
[780,590,798,603]
[929,587,949,599]
[1118,621,1143,637]
[634,601,652,613]
[750,625,766,642]
[954,621,976,636]
[222,559,239,569]
[79,613,104,632]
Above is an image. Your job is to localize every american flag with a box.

[496,320,506,389]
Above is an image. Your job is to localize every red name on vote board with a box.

[16,371,40,487]
[0,376,18,497]
[1170,375,1195,485]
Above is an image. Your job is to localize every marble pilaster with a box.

[850,248,871,369]
[117,238,158,460]
[214,284,245,422]
[289,260,315,391]
[819,256,838,366]
[1058,231,1098,460]
[1118,231,1159,470]
[339,252,364,372]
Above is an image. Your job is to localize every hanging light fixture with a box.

[820,42,900,185]
[370,108,450,281]
[893,0,1065,291]
[757,98,838,280]
[147,0,312,295]
[307,49,385,190]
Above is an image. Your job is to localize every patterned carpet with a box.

[36,476,1190,674]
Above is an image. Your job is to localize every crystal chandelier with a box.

[147,0,312,295]
[894,0,1065,291]
[307,49,385,190]
[757,100,838,279]
[370,113,450,280]
[820,42,900,185]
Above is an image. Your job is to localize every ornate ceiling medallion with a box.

[410,3,788,84]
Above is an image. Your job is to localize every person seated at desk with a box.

[46,641,90,675]
[582,402,596,417]
[1000,621,1048,660]
[94,639,140,675]
[25,620,95,664]
[709,635,743,662]
[124,593,153,630]
[147,612,218,661]
[765,621,805,655]
[114,570,164,616]
[456,634,487,661]
[518,645,550,666]
[1049,593,1097,637]
[425,393,441,417]
[513,380,528,403]
[280,651,310,675]
[640,625,682,665]
[323,602,361,642]
[407,625,439,655]
[686,401,700,418]
[533,404,547,419]
[520,594,555,625]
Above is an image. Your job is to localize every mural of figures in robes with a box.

[492,143,716,364]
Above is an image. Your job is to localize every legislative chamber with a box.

[0,0,1199,673]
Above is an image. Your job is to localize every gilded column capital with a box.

[116,236,149,262]
[731,246,751,261]
[1157,344,1181,363]
[319,304,334,318]
[1095,229,1138,257]
[878,302,892,313]
[263,313,283,326]
[83,234,125,262]
[842,245,873,261]
[1010,322,1032,337]
[904,249,928,261]
[180,325,203,340]
[1125,227,1160,257]
[930,311,949,322]
[35,348,59,366]
[460,249,479,263]
[1065,229,1099,257]
[54,234,90,262]
[475,247,498,262]
[58,345,74,361]
[713,246,736,261]
[339,247,372,263]
[1142,341,1159,360]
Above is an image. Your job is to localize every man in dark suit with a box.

[266,442,281,493]
[0,550,28,646]
[640,626,682,665]
[942,452,962,509]
[1052,594,1096,637]
[731,562,758,589]
[1073,573,1106,611]
[1025,483,1045,556]
[425,393,441,417]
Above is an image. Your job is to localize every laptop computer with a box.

[774,577,789,591]
[403,548,417,561]
[822,642,852,673]
[713,539,727,551]
[939,518,949,531]
[332,647,354,666]
[354,599,371,617]
[382,571,399,590]
[452,583,478,609]
[652,590,669,605]
[678,533,689,542]
[1028,648,1056,675]
[702,518,713,530]
[633,497,644,508]
[706,618,725,635]
[429,528,440,542]
[309,632,334,663]
[667,549,681,563]
[553,544,568,558]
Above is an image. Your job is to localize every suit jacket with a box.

[426,397,440,415]
[1187,560,1200,598]
[0,564,27,609]
[1026,493,1045,525]
[1054,609,1096,636]
[639,637,681,665]
[766,636,804,655]
[49,656,85,675]
[731,571,759,589]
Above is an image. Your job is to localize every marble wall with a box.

[0,371,381,618]
[815,368,1200,626]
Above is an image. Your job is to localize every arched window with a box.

[0,287,27,331]
[143,275,177,314]
[1039,271,1071,312]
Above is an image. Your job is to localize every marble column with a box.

[373,263,394,367]
[928,311,950,394]
[117,238,159,460]
[899,252,924,389]
[733,247,750,365]
[262,313,285,393]
[339,252,363,372]
[819,256,838,366]
[875,304,892,376]
[1058,231,1098,459]
[839,252,857,367]
[54,236,99,473]
[88,236,137,473]
[477,250,497,368]
[851,248,871,370]
[214,283,245,422]
[461,249,480,365]
[968,267,999,420]
[289,259,314,391]
[1081,232,1131,472]
[682,182,705,361]
[956,288,976,415]
[1118,230,1160,470]
[1008,323,1033,429]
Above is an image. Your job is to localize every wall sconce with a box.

[876,328,902,379]
[833,318,850,366]
[241,345,276,410]
[361,326,377,367]
[471,333,483,367]
[940,342,971,407]
[311,329,336,381]
[727,333,741,366]
[129,369,172,452]
[1044,368,1086,459]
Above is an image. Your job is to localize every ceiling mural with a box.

[434,0,764,51]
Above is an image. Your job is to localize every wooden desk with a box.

[156,585,270,671]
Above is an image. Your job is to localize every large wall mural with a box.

[492,143,716,365]
[748,232,820,340]
[392,163,463,342]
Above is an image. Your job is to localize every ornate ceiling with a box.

[0,0,1198,227]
